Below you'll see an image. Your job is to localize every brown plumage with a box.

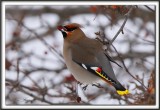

[58,23,129,95]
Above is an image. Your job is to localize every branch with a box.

[144,5,155,12]
[107,6,134,49]
[112,52,154,60]
[111,45,148,90]
[21,23,65,64]
[6,6,91,20]
[19,87,54,105]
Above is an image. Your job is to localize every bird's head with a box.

[57,23,84,40]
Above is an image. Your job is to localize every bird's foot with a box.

[82,85,88,91]
[77,81,83,85]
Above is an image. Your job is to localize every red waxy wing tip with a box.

[96,67,102,73]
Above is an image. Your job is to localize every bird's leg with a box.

[77,81,88,91]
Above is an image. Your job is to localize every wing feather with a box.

[71,37,119,83]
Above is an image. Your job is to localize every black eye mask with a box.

[64,26,77,32]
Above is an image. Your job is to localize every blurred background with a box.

[5,5,155,105]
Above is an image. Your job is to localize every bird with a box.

[57,23,129,96]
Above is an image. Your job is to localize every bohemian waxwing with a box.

[57,23,129,95]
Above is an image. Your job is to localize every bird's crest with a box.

[64,23,83,29]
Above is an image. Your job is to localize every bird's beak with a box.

[57,25,67,32]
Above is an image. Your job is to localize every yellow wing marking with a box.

[95,70,109,81]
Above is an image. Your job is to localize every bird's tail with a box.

[112,82,129,96]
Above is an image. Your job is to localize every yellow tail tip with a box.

[116,89,129,96]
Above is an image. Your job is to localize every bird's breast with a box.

[63,47,100,84]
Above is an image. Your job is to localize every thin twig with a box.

[21,24,65,64]
[144,5,155,12]
[107,6,134,49]
[16,59,20,82]
[95,30,149,90]
[20,88,54,105]
[111,45,148,90]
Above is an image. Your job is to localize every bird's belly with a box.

[63,47,100,84]
[66,62,100,84]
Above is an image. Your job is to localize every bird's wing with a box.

[71,43,99,67]
[104,52,122,68]
[95,51,119,82]
[71,38,119,83]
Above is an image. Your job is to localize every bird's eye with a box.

[64,26,77,32]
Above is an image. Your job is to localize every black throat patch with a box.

[62,32,67,39]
